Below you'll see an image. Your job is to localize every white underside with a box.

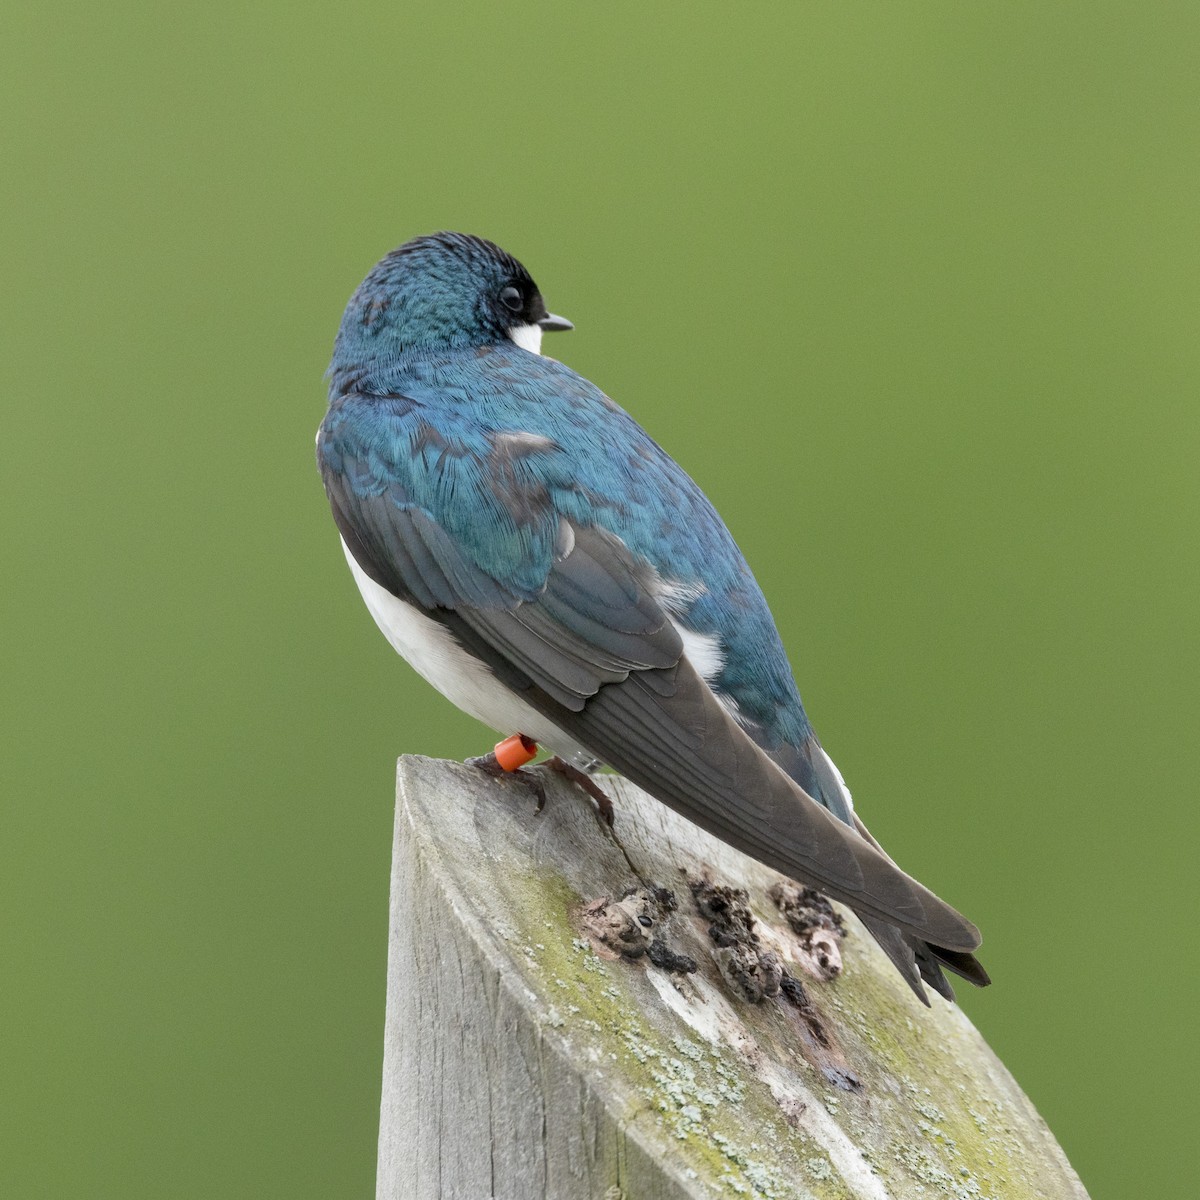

[341,539,595,764]
[340,534,734,766]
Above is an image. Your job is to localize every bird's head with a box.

[331,232,572,374]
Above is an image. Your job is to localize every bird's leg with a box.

[545,756,615,827]
[467,734,546,811]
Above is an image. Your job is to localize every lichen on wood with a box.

[376,756,1089,1200]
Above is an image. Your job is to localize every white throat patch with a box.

[508,323,543,355]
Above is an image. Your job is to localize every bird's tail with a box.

[772,734,991,1004]
[861,916,991,1005]
[850,811,990,1004]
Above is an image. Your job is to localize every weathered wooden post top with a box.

[376,756,1087,1200]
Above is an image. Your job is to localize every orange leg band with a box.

[493,733,539,771]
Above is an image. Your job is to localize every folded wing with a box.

[320,412,982,955]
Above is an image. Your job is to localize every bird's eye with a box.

[499,285,523,312]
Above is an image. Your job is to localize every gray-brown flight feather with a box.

[324,470,983,958]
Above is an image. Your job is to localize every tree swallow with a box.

[317,232,989,1004]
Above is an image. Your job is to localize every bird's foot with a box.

[545,756,615,827]
[467,734,546,812]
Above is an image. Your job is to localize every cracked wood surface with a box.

[377,756,1088,1200]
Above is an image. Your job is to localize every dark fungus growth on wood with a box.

[581,885,697,973]
[688,877,784,1003]
[769,880,847,979]
[689,874,860,1091]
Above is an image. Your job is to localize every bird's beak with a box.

[538,313,574,332]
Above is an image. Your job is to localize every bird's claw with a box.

[467,741,614,826]
[546,756,616,827]
[466,746,546,814]
[465,749,506,776]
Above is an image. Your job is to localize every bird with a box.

[316,231,989,1005]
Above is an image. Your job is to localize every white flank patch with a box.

[816,745,855,814]
[507,323,543,355]
[654,576,722,683]
[671,620,724,684]
[655,573,735,707]
[656,576,708,613]
[339,538,592,762]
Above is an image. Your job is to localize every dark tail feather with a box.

[864,919,990,1004]
[850,812,990,1003]
[911,938,959,1002]
[861,917,934,1006]
[926,943,992,988]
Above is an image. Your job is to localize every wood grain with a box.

[377,756,1088,1200]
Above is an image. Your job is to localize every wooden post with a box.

[377,756,1088,1200]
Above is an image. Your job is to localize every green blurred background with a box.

[2,3,1195,1196]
